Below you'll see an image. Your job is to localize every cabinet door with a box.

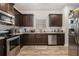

[20,35,23,48]
[14,9,23,26]
[0,3,14,15]
[0,39,5,56]
[22,34,35,45]
[0,3,8,12]
[19,14,23,26]
[14,9,20,26]
[22,15,28,26]
[8,3,14,15]
[57,34,64,45]
[49,14,62,27]
[35,34,48,45]
[26,34,35,45]
[22,14,33,27]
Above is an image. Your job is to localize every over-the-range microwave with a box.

[0,10,15,24]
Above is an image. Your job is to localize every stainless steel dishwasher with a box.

[48,35,57,45]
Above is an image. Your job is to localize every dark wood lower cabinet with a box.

[0,39,5,56]
[24,34,35,45]
[35,34,48,45]
[57,34,65,45]
[21,34,48,45]
[20,34,64,46]
[20,35,23,48]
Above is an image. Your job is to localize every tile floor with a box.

[18,46,68,56]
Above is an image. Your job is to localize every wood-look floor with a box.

[18,46,68,56]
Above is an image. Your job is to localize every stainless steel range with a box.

[6,35,20,56]
[5,29,20,56]
[0,30,20,56]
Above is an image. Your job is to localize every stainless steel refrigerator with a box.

[68,10,79,56]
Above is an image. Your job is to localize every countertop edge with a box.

[13,32,65,35]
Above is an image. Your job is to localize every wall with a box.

[19,10,67,45]
[20,10,63,30]
[17,6,78,47]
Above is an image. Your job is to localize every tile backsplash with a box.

[19,27,64,33]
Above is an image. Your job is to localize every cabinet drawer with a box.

[35,34,47,38]
[35,34,42,38]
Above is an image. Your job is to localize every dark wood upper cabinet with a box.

[14,9,22,26]
[0,3,8,12]
[0,3,14,15]
[8,3,14,15]
[22,14,33,27]
[19,14,23,26]
[14,9,20,26]
[49,14,62,27]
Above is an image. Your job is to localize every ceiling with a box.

[14,3,79,11]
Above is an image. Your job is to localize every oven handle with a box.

[7,36,20,41]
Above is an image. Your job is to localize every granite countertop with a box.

[13,32,65,35]
[0,37,5,40]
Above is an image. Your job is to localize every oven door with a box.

[7,36,20,56]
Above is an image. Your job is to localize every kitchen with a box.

[0,3,79,56]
